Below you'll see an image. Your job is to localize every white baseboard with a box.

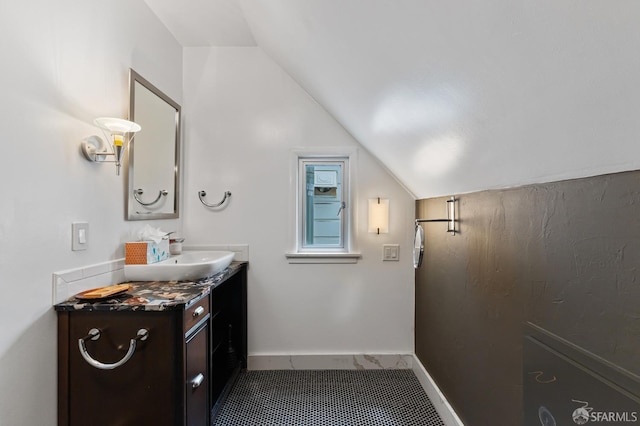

[248,354,413,370]
[411,354,465,426]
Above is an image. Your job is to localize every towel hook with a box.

[133,189,168,206]
[198,190,231,208]
[78,328,149,370]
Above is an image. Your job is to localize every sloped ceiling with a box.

[145,0,640,199]
[144,0,256,46]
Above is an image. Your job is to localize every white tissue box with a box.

[125,240,170,265]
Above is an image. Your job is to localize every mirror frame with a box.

[126,69,181,220]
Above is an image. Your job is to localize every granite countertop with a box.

[54,262,245,312]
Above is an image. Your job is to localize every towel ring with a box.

[199,190,231,208]
[133,189,168,206]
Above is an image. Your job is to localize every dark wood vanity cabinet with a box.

[56,263,247,426]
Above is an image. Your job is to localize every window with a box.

[286,149,360,263]
[302,161,345,248]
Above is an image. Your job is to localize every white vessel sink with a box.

[124,250,235,282]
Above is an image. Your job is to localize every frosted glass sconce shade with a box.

[368,198,389,234]
[94,117,141,134]
[81,117,141,175]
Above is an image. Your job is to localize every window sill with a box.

[285,252,362,264]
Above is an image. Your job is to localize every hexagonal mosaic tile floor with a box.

[213,369,445,426]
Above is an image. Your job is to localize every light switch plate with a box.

[383,244,399,261]
[72,222,89,251]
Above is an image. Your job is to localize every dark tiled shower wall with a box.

[415,170,640,425]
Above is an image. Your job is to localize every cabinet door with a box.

[210,285,232,407]
[209,267,248,416]
[67,311,180,426]
[186,323,209,426]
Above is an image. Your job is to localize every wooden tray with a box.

[75,284,132,300]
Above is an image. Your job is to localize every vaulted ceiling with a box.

[144,0,640,199]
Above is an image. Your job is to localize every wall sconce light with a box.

[368,197,389,234]
[80,117,141,175]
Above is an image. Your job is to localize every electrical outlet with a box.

[72,222,89,251]
[383,244,399,261]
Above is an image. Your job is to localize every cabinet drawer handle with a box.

[192,306,205,318]
[78,328,149,370]
[191,373,205,389]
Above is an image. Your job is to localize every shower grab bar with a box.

[78,328,149,370]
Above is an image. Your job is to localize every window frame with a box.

[286,147,361,264]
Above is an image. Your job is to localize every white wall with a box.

[0,2,182,425]
[182,47,416,357]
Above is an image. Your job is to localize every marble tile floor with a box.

[213,369,446,426]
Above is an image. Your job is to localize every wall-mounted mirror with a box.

[126,69,181,220]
